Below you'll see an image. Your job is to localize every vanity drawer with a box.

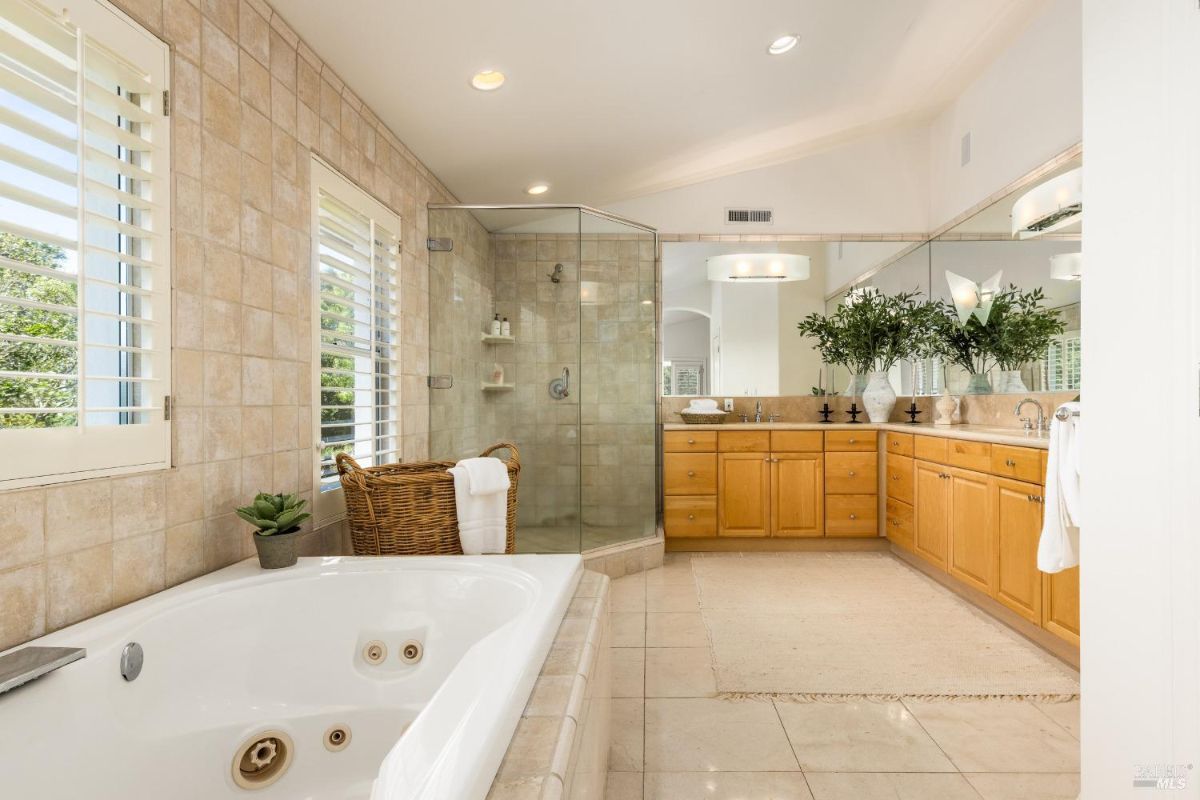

[771,431,823,452]
[825,431,877,452]
[663,496,717,538]
[946,439,992,472]
[885,432,914,457]
[914,435,949,463]
[991,444,1044,483]
[664,430,717,453]
[663,453,717,495]
[826,494,879,536]
[719,431,770,452]
[825,452,878,494]
[886,497,915,551]
[886,454,914,504]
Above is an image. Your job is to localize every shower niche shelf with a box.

[480,333,515,344]
[481,382,515,392]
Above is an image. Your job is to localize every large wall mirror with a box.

[661,241,922,396]
[828,156,1082,398]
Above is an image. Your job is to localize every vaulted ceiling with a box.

[272,0,1049,205]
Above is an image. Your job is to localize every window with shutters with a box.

[310,158,401,525]
[0,0,170,489]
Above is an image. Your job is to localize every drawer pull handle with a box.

[891,519,900,526]
[1005,458,1017,467]
[1028,494,1045,504]
[849,513,857,520]
[687,470,695,477]
[891,474,899,480]
[687,514,695,520]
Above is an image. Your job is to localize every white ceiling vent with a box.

[725,207,773,225]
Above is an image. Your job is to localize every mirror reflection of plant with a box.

[926,285,1065,375]
[797,289,929,375]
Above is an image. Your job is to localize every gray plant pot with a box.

[253,529,300,569]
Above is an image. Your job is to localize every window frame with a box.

[309,156,402,527]
[0,0,171,490]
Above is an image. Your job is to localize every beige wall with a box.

[0,0,453,651]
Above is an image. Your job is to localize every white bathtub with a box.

[0,554,582,799]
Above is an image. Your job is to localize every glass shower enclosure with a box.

[427,205,658,554]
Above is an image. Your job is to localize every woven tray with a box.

[678,410,727,425]
[336,443,519,555]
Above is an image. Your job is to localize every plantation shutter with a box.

[0,0,170,488]
[311,159,401,524]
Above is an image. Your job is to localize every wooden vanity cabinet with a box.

[993,477,1045,624]
[913,460,951,569]
[947,468,995,596]
[717,452,771,537]
[1043,566,1081,646]
[771,453,825,537]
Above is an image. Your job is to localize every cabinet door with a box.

[1043,566,1080,646]
[718,452,770,537]
[914,461,950,569]
[994,477,1045,624]
[947,468,995,595]
[771,453,824,537]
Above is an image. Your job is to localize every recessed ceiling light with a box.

[767,34,799,55]
[526,183,550,195]
[471,70,505,91]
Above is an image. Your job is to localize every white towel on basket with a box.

[1038,402,1081,572]
[448,457,511,554]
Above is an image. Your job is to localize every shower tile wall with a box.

[491,234,581,532]
[578,235,657,538]
[428,211,500,460]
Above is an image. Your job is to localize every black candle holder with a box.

[904,401,922,424]
[818,402,833,423]
[846,403,862,423]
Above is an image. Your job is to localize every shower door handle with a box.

[549,367,570,400]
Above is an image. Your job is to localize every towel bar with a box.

[1054,407,1080,421]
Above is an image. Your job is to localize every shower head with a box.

[548,263,563,283]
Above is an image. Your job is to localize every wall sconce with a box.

[706,253,810,282]
[945,270,1002,325]
[1011,167,1082,239]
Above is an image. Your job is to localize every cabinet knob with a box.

[687,438,695,444]
[849,513,858,520]
[848,470,856,477]
[687,514,695,520]
[687,470,695,477]
[891,474,899,481]
[1005,458,1017,467]
[891,519,900,526]
[848,438,857,444]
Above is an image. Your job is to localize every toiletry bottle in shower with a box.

[501,316,510,337]
[491,313,501,336]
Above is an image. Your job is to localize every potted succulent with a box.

[797,289,929,422]
[236,492,311,569]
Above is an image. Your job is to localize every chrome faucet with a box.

[754,401,763,423]
[1014,398,1047,432]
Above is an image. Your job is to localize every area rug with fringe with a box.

[692,552,1080,699]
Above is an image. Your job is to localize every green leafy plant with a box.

[797,289,931,375]
[925,286,1065,374]
[236,492,311,536]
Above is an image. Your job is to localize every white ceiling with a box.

[272,0,1049,206]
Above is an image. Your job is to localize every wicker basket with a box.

[678,410,727,425]
[335,443,520,556]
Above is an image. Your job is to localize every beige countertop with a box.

[662,420,1051,449]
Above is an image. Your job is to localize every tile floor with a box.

[605,552,1081,800]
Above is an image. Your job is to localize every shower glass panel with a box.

[427,205,657,554]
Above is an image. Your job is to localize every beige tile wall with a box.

[0,0,453,651]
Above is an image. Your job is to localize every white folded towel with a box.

[447,457,511,555]
[687,399,719,411]
[1038,402,1081,573]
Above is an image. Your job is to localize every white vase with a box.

[862,371,897,423]
[934,391,959,426]
[995,369,1028,394]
